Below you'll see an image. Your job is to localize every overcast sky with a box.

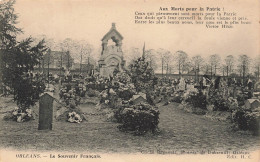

[13,0,259,60]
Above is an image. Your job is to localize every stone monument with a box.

[38,92,54,130]
[98,23,126,78]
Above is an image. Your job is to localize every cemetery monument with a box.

[98,23,126,78]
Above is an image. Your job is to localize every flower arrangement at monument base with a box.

[184,90,207,110]
[169,92,183,103]
[116,103,159,135]
[116,85,136,101]
[207,90,230,111]
[227,97,239,111]
[232,106,260,135]
[99,88,122,109]
[56,106,86,122]
[67,111,83,123]
[114,71,131,84]
[4,107,34,122]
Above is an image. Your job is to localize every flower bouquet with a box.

[11,107,33,122]
[67,111,83,123]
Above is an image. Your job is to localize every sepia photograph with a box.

[0,0,259,161]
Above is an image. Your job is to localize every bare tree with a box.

[191,55,204,82]
[191,55,204,73]
[144,49,158,71]
[60,38,78,70]
[175,50,188,76]
[32,35,57,72]
[252,55,260,80]
[209,54,221,76]
[157,48,170,77]
[201,63,210,75]
[224,55,235,77]
[74,40,93,74]
[163,51,172,77]
[221,62,227,77]
[237,54,251,84]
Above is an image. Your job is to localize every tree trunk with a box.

[166,63,168,78]
[179,61,181,78]
[60,52,63,77]
[227,66,229,77]
[195,69,197,84]
[198,65,200,83]
[67,51,70,70]
[80,54,82,74]
[161,58,164,78]
[242,64,245,86]
[210,66,212,78]
[47,50,50,85]
[257,66,260,81]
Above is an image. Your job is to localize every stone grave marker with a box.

[178,78,186,91]
[131,93,147,105]
[38,92,54,130]
[244,99,260,110]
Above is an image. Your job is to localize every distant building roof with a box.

[51,51,65,59]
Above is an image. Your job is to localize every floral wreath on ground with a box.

[12,107,33,122]
[67,111,82,123]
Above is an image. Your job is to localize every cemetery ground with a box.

[0,95,259,153]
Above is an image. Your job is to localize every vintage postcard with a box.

[0,0,259,162]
